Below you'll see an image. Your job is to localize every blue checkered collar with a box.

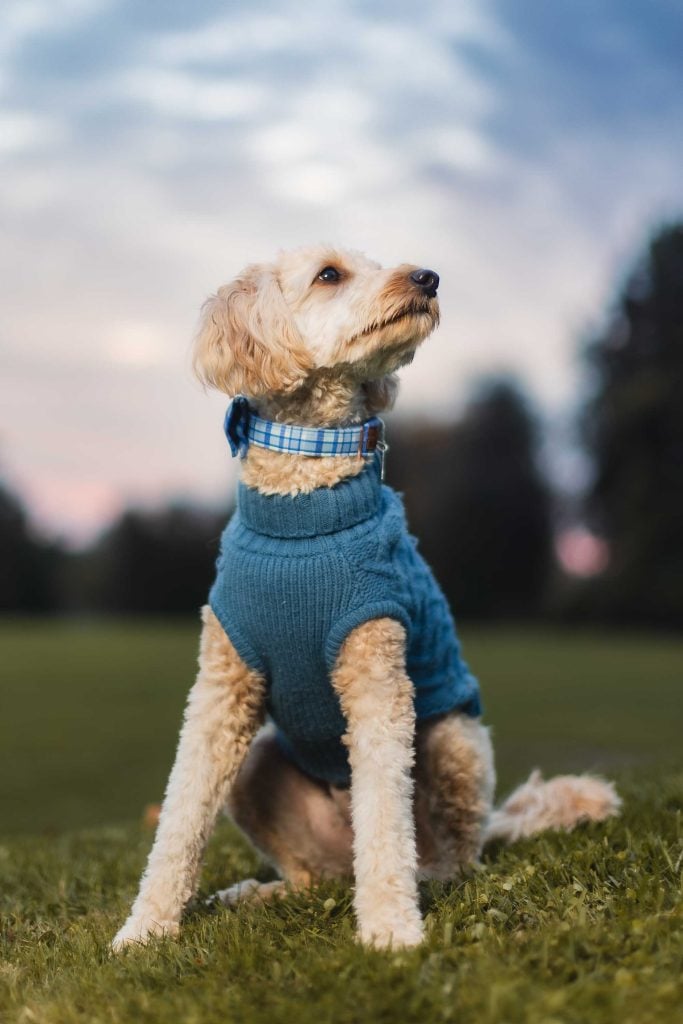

[224,395,387,468]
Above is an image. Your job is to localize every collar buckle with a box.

[376,439,389,480]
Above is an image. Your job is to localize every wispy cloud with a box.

[1,0,681,541]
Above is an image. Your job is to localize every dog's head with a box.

[193,246,440,406]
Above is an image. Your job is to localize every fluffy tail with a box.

[484,769,621,845]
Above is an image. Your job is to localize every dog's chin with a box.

[405,305,440,343]
[332,302,439,377]
[372,305,439,361]
[352,302,439,354]
[365,301,438,341]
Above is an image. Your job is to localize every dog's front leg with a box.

[332,618,422,949]
[112,607,265,951]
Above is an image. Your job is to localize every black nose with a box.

[410,268,439,297]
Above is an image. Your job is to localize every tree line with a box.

[2,223,682,626]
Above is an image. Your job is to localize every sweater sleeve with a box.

[322,514,412,671]
[324,598,412,671]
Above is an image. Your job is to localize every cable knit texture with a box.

[210,456,481,785]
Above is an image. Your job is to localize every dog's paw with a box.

[111,915,179,952]
[210,878,261,908]
[357,914,424,950]
[211,878,287,907]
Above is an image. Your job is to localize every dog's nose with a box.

[410,268,439,297]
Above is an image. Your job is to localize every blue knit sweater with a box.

[210,456,481,785]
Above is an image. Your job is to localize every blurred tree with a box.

[580,223,683,626]
[81,504,228,615]
[0,482,64,612]
[387,380,553,618]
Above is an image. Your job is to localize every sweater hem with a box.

[324,601,412,671]
[274,731,351,787]
[414,692,482,722]
[208,597,267,676]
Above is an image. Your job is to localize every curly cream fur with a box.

[332,618,423,949]
[194,246,436,496]
[194,265,314,397]
[415,714,496,881]
[227,725,353,884]
[485,768,621,843]
[113,244,620,955]
[112,607,266,950]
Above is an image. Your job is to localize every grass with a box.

[2,620,681,835]
[1,620,682,1023]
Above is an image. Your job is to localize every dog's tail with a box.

[483,769,621,845]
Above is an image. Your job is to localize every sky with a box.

[1,0,682,544]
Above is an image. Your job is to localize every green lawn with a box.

[1,620,682,1023]
[1,619,681,835]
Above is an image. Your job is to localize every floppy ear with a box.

[193,264,314,397]
[362,373,399,414]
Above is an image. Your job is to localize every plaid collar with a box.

[224,396,387,470]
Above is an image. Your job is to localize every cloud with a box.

[0,0,681,541]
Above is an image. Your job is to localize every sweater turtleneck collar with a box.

[236,455,383,539]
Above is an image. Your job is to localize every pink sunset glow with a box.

[556,529,610,578]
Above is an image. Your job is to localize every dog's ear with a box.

[363,374,399,414]
[193,265,314,397]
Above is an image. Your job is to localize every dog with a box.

[112,246,620,952]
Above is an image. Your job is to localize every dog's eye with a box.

[316,266,341,284]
